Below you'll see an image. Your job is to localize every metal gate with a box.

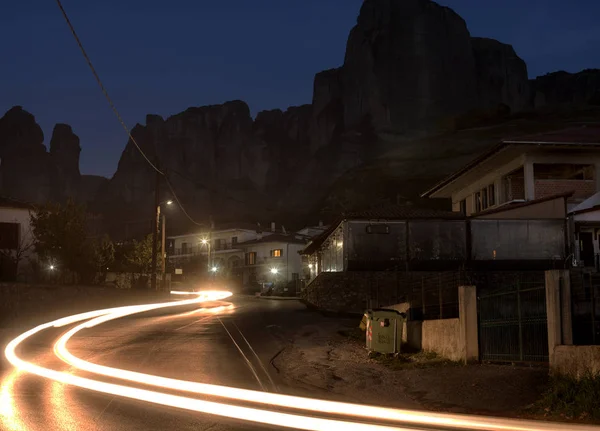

[477,273,549,363]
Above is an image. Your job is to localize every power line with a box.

[164,174,204,227]
[54,0,205,227]
[54,0,161,175]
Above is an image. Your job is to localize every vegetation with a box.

[125,234,160,275]
[29,199,115,284]
[370,350,461,370]
[536,374,600,421]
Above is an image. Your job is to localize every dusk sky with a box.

[2,0,599,178]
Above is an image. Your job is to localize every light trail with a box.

[5,290,599,431]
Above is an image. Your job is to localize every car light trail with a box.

[5,291,598,431]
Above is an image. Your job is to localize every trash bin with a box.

[365,308,406,354]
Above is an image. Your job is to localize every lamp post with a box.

[151,199,173,290]
[201,238,211,273]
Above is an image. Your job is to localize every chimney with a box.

[271,222,276,232]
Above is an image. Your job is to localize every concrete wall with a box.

[553,346,600,378]
[404,318,461,361]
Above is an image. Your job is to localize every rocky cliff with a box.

[1,0,597,235]
[0,107,106,206]
[531,69,600,108]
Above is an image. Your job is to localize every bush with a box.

[539,374,600,420]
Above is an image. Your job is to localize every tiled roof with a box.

[0,196,35,210]
[421,125,600,198]
[504,125,600,145]
[343,205,464,220]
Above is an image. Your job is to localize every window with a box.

[488,184,495,206]
[366,224,390,234]
[232,236,238,245]
[459,199,467,215]
[245,252,257,265]
[181,242,188,254]
[271,249,283,257]
[481,188,488,210]
[474,192,482,213]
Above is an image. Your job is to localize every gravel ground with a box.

[273,316,549,416]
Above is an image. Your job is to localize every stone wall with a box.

[301,271,405,313]
[302,270,464,315]
[552,346,600,378]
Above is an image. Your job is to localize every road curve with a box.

[2,291,597,431]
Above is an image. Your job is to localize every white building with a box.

[0,196,36,281]
[238,233,308,290]
[167,222,309,291]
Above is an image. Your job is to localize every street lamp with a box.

[200,238,211,273]
[270,268,279,274]
[211,266,218,273]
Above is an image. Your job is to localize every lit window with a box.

[271,249,283,257]
[246,252,256,265]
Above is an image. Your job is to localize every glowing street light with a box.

[165,200,173,205]
[270,268,278,275]
[49,265,55,271]
[201,239,208,245]
[211,266,218,273]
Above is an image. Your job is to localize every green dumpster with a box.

[365,308,406,354]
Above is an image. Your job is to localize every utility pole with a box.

[150,164,160,290]
[161,213,166,290]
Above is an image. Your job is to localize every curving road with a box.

[1,291,597,431]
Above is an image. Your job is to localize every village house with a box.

[167,222,313,292]
[421,125,600,268]
[0,196,36,281]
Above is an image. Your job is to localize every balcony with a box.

[170,243,241,257]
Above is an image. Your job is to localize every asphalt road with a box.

[1,295,313,431]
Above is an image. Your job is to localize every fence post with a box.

[458,285,478,364]
[561,271,573,346]
[545,270,568,367]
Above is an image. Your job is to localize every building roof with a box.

[569,192,600,214]
[0,196,35,210]
[469,191,573,218]
[301,205,463,255]
[237,233,308,246]
[421,125,600,198]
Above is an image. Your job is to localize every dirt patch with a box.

[274,316,549,416]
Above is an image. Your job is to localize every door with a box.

[580,232,595,267]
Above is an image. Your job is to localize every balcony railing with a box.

[171,243,241,256]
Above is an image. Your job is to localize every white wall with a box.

[243,241,305,284]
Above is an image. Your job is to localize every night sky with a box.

[1,0,599,178]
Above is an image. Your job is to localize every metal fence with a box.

[474,271,548,363]
[570,270,600,345]
[405,271,465,320]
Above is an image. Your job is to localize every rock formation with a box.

[0,107,106,206]
[2,0,597,236]
[531,69,600,108]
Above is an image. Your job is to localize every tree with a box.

[30,199,95,283]
[94,234,115,273]
[126,234,160,275]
